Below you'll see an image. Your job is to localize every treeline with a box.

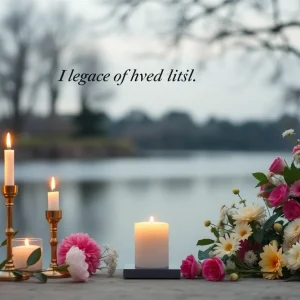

[108,110,298,151]
[1,109,298,152]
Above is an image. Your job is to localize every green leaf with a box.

[12,271,24,280]
[54,264,69,272]
[211,227,219,238]
[198,246,214,260]
[0,231,19,247]
[27,248,41,266]
[263,185,276,193]
[263,213,280,231]
[0,258,10,270]
[273,206,283,216]
[252,172,269,187]
[253,229,264,243]
[196,239,215,246]
[283,164,300,185]
[32,272,47,283]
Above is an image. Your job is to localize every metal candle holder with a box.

[42,210,69,278]
[0,185,30,281]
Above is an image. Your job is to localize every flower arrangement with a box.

[0,232,118,283]
[181,129,300,281]
[57,233,118,282]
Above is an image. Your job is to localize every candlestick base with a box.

[42,268,70,278]
[0,270,30,281]
[123,265,181,279]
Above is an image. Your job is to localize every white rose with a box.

[66,246,89,282]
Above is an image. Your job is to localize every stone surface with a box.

[0,271,299,300]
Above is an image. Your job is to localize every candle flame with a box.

[25,239,29,246]
[150,216,154,223]
[6,133,11,149]
[51,177,55,191]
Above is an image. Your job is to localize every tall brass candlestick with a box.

[42,210,69,278]
[0,185,29,281]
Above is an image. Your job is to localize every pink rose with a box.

[180,255,202,279]
[269,157,285,174]
[283,200,300,221]
[268,184,289,207]
[202,257,225,281]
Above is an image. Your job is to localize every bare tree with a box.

[0,0,43,133]
[100,0,300,107]
[38,4,82,117]
[74,49,113,111]
[72,49,113,136]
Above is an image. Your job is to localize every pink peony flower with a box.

[180,254,202,279]
[283,200,300,220]
[202,257,225,281]
[269,157,285,174]
[58,233,101,274]
[268,184,289,207]
[290,181,300,197]
[66,246,89,282]
[260,183,273,198]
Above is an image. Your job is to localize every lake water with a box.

[0,151,288,269]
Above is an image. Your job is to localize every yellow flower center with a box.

[294,225,300,233]
[240,229,248,237]
[224,243,233,252]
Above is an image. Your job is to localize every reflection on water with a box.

[0,152,286,269]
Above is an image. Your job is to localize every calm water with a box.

[0,151,288,269]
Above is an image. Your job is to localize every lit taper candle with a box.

[48,177,59,210]
[4,133,14,186]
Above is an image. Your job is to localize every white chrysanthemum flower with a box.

[226,259,236,270]
[284,219,300,242]
[232,204,265,223]
[244,250,258,266]
[286,243,300,270]
[259,218,266,226]
[267,173,285,186]
[213,235,240,258]
[233,223,253,240]
[282,129,295,138]
[219,229,225,237]
[219,206,228,223]
[209,251,214,258]
[227,208,235,215]
[294,151,300,165]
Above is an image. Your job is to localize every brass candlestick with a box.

[0,185,29,281]
[42,210,70,278]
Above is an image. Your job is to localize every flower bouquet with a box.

[182,129,300,281]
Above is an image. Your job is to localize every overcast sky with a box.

[5,0,300,122]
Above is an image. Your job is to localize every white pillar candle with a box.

[4,133,14,185]
[48,177,59,210]
[135,216,169,269]
[12,239,43,271]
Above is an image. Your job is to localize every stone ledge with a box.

[0,271,298,300]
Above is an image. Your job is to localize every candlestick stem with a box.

[0,185,29,281]
[42,210,70,278]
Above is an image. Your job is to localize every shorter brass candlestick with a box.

[42,210,70,278]
[0,185,29,281]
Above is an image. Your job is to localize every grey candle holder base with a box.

[123,265,181,279]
